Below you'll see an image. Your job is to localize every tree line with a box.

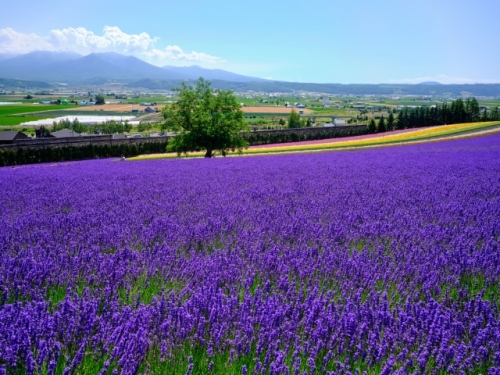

[367,98,499,133]
[52,119,133,135]
[245,126,367,146]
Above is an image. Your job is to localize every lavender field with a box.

[1,134,500,375]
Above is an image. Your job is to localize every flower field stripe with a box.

[1,133,500,374]
[244,122,500,154]
[129,121,500,161]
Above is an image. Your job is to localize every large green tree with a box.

[161,78,249,158]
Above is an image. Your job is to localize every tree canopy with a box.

[288,109,303,128]
[377,115,386,133]
[395,98,491,129]
[95,94,105,105]
[161,78,249,158]
[386,112,395,131]
[368,119,377,133]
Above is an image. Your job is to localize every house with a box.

[0,131,29,145]
[50,129,80,138]
[144,106,155,113]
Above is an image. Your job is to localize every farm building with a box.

[144,106,155,113]
[334,119,346,126]
[50,129,80,138]
[0,131,29,145]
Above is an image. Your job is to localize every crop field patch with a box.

[65,104,165,112]
[0,104,72,116]
[0,116,47,125]
[1,133,500,374]
[242,106,313,114]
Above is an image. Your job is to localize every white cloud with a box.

[0,28,53,54]
[0,26,224,64]
[46,26,157,54]
[148,45,225,64]
[389,74,500,84]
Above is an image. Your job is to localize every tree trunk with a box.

[204,149,213,158]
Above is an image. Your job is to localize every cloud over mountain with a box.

[147,45,225,64]
[0,26,224,65]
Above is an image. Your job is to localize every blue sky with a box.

[1,0,499,84]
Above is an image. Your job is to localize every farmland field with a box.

[65,104,164,113]
[1,134,500,374]
[0,105,75,116]
[0,116,47,125]
[242,107,313,114]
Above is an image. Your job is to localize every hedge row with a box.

[0,142,168,166]
[244,126,367,146]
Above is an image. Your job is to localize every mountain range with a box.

[0,51,268,83]
[1,52,500,96]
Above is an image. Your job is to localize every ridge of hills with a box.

[0,77,52,89]
[128,79,500,96]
